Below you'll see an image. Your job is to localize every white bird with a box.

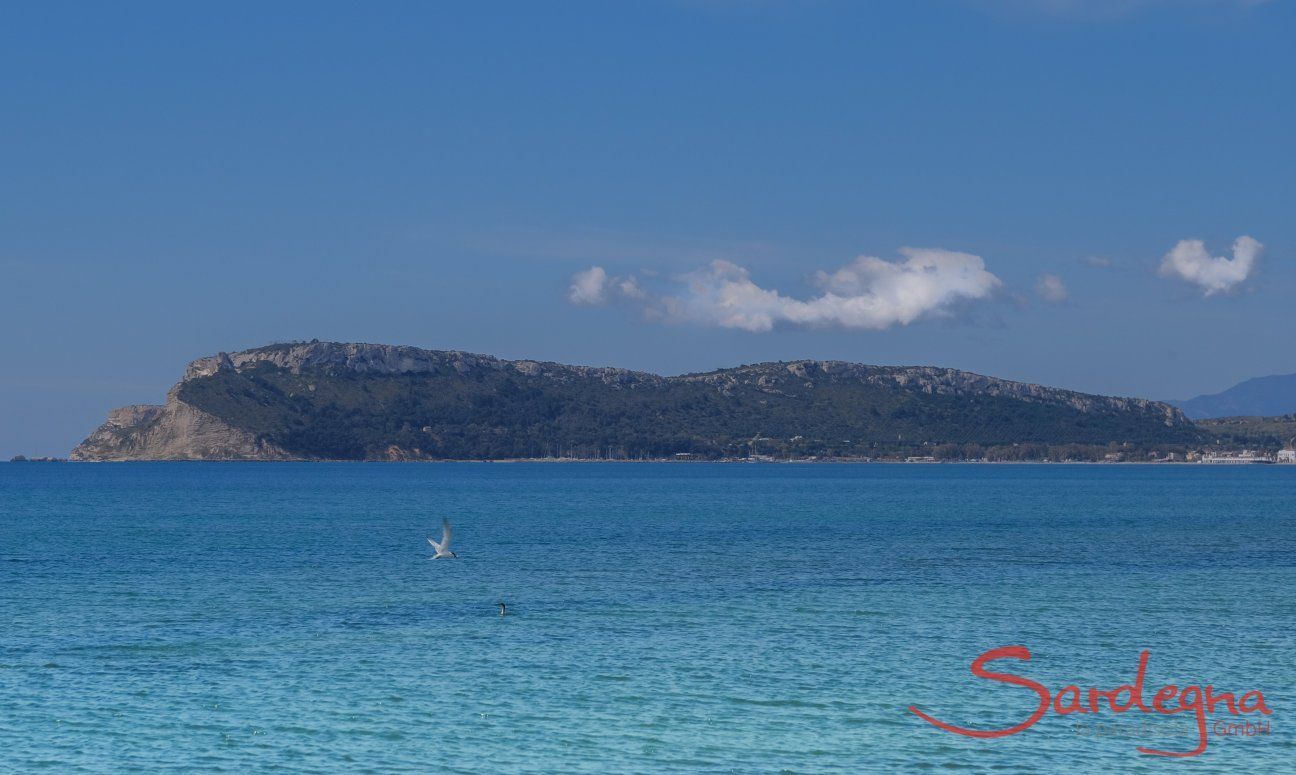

[427,519,457,559]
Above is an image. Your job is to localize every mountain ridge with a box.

[72,341,1200,461]
[1169,372,1296,419]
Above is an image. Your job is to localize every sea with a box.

[1,462,1292,773]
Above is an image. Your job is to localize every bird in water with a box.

[498,601,507,617]
[427,518,456,559]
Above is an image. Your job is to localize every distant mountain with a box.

[1170,373,1296,419]
[72,342,1200,461]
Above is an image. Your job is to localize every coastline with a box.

[13,457,1293,465]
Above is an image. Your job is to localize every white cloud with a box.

[653,248,1001,332]
[1158,236,1262,296]
[566,266,650,306]
[618,277,646,299]
[1035,273,1068,302]
[567,266,610,305]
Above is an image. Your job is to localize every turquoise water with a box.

[1,463,1292,772]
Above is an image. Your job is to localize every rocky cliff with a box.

[72,341,1199,461]
[71,393,291,461]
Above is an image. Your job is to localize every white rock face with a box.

[181,341,654,385]
[72,394,290,461]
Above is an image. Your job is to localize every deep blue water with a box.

[1,463,1293,772]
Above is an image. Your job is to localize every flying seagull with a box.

[427,519,457,559]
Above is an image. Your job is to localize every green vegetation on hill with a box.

[1196,415,1296,450]
[172,353,1203,461]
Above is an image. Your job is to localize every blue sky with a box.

[1,0,1292,457]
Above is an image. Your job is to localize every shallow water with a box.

[1,463,1292,772]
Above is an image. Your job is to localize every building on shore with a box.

[1200,451,1275,464]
